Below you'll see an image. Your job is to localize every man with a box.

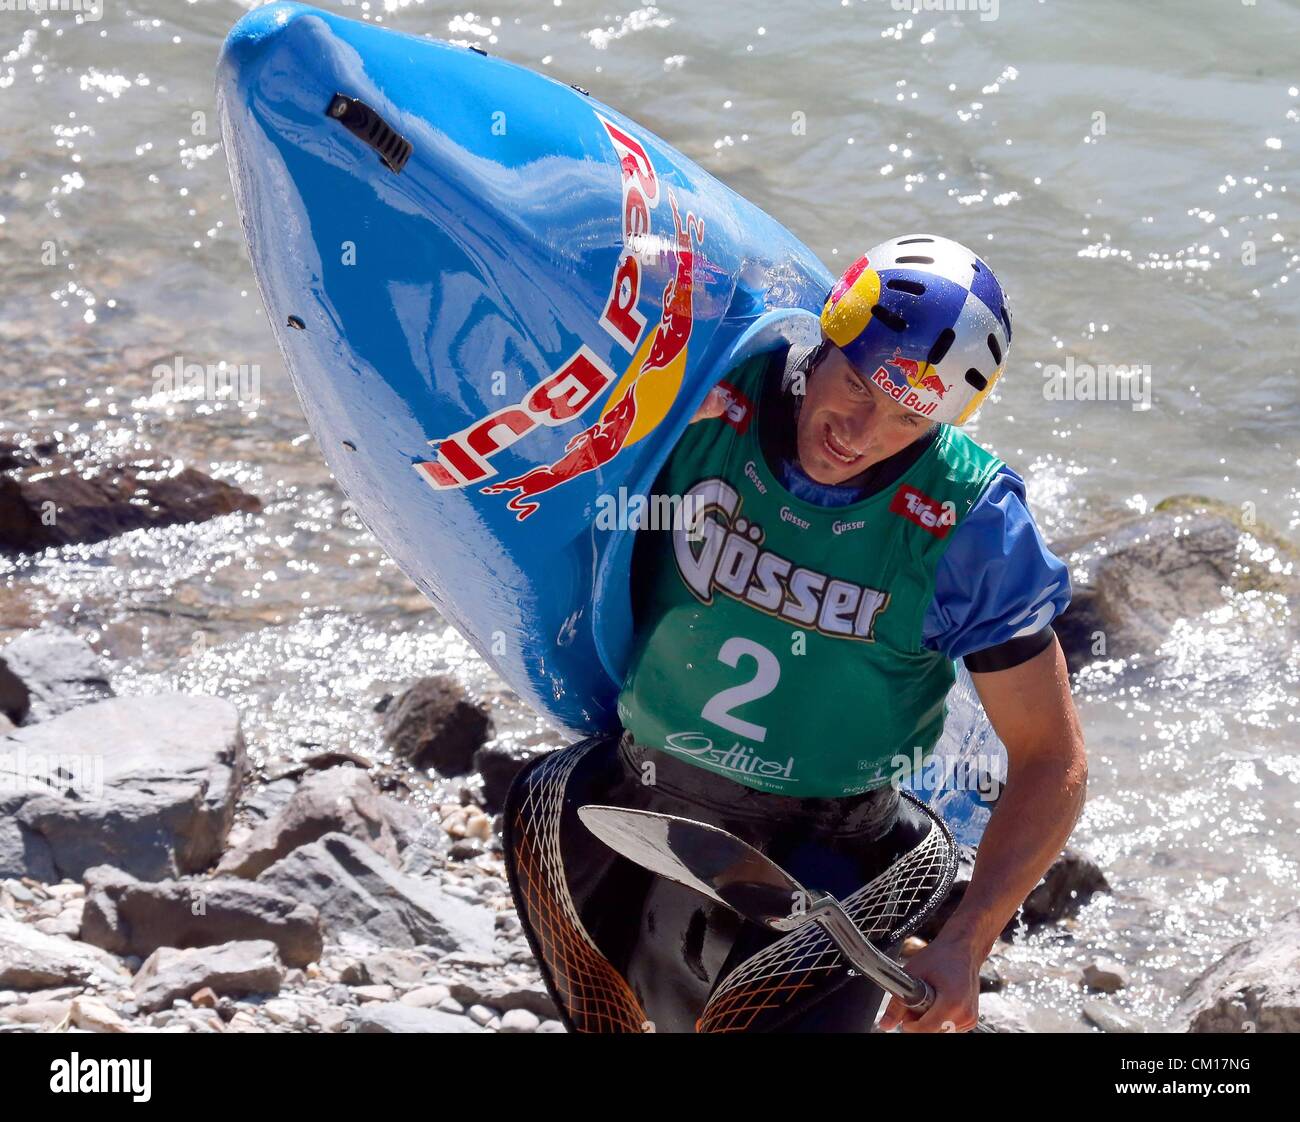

[505,235,1087,1033]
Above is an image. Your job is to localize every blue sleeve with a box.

[921,466,1071,661]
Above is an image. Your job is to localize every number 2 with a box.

[700,637,780,742]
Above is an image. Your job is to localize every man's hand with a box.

[690,385,731,423]
[878,636,1087,1032]
[877,934,982,1033]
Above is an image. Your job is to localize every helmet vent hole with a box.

[870,304,908,332]
[896,255,934,265]
[897,237,933,245]
[886,279,926,296]
[1000,306,1012,336]
[972,263,982,273]
[965,369,988,392]
[927,328,955,366]
[987,334,1002,364]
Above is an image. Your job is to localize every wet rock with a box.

[474,742,548,814]
[257,832,496,953]
[381,676,492,774]
[977,993,1034,1033]
[1,694,245,881]
[0,445,260,553]
[978,958,1004,993]
[1177,908,1300,1033]
[1051,496,1299,673]
[80,866,322,967]
[240,778,298,825]
[0,916,128,989]
[1082,999,1149,1033]
[1081,959,1129,994]
[1021,849,1109,925]
[217,767,405,879]
[132,939,284,1013]
[302,749,373,772]
[354,1002,486,1033]
[0,628,113,726]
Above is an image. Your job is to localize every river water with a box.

[1,0,1297,1032]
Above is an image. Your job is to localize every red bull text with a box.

[414,114,703,520]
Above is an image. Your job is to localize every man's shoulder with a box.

[933,425,1005,488]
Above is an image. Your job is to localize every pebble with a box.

[350,984,395,1004]
[263,998,300,1025]
[467,1003,497,1026]
[399,984,451,1009]
[498,1008,539,1033]
[1082,959,1129,994]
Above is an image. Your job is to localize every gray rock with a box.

[1021,849,1110,925]
[0,445,261,553]
[1177,908,1300,1033]
[80,866,322,967]
[217,767,408,879]
[381,676,492,774]
[257,833,495,954]
[240,778,298,824]
[0,629,113,726]
[337,949,426,988]
[0,916,128,990]
[132,939,284,1013]
[1052,497,1300,673]
[399,983,451,1009]
[0,694,245,882]
[446,978,557,1018]
[498,1007,540,1033]
[354,1002,486,1033]
[976,993,1034,1033]
[473,741,549,814]
[1082,999,1149,1033]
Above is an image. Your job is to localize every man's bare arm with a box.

[946,635,1088,955]
[879,635,1086,1031]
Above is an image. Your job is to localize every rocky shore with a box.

[2,437,1297,1033]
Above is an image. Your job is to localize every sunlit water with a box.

[1,0,1297,1032]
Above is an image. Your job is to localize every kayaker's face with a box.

[794,344,934,484]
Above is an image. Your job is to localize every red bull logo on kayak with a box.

[413,114,703,520]
[871,348,947,419]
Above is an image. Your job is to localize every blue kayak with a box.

[217,2,832,737]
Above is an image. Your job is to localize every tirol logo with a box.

[890,484,955,538]
[413,115,704,522]
[711,380,753,433]
[872,347,948,418]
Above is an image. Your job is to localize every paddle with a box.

[577,803,994,1033]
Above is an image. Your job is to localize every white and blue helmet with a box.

[820,234,1012,425]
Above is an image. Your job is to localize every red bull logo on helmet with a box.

[414,114,701,519]
[871,348,948,419]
